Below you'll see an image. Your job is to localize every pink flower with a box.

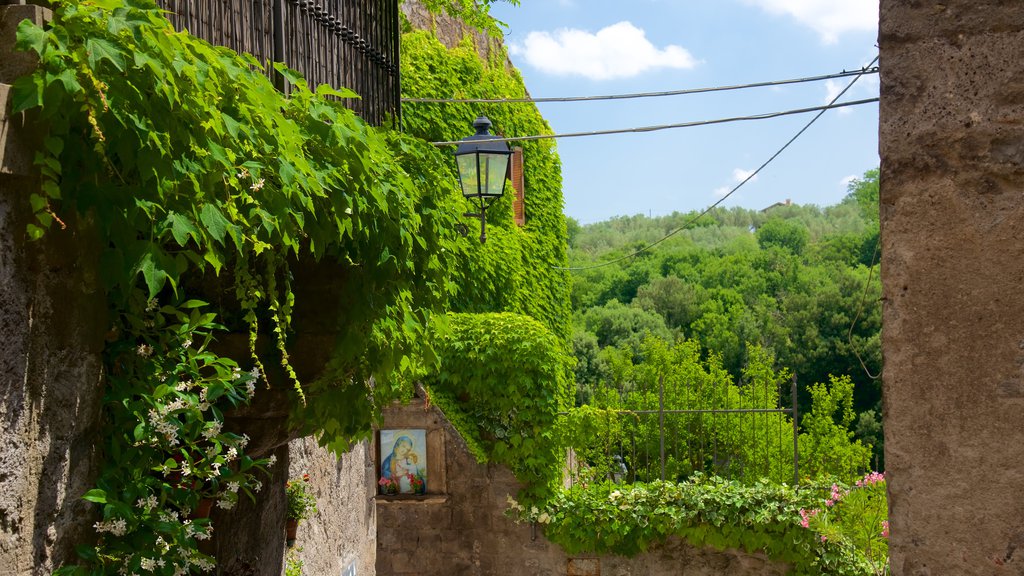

[820,535,827,542]
[881,520,890,538]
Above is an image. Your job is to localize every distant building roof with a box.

[760,198,792,213]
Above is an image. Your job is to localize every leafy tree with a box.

[756,217,810,255]
[798,376,872,482]
[580,299,673,351]
[632,276,704,331]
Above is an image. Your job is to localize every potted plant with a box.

[285,474,317,547]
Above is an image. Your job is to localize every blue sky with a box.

[488,0,879,224]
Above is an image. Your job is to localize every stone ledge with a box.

[375,494,449,505]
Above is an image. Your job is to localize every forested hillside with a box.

[567,169,883,471]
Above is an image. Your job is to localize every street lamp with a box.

[455,116,512,243]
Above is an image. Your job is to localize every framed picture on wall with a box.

[378,429,428,495]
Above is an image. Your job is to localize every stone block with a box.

[0,83,37,176]
[0,4,50,84]
[881,1,1024,44]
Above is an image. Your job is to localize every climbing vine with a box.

[400,28,572,342]
[13,0,477,572]
[426,313,574,499]
[508,476,884,575]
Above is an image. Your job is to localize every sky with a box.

[487,0,880,224]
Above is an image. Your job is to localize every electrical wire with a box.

[848,236,882,380]
[429,98,878,146]
[404,67,878,104]
[557,54,880,272]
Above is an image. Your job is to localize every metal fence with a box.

[157,0,400,125]
[563,376,800,487]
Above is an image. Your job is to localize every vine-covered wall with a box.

[400,27,572,343]
[2,0,573,573]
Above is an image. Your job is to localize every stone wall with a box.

[287,438,377,576]
[0,5,107,574]
[879,2,1024,575]
[375,396,790,576]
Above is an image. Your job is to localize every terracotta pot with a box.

[191,498,214,519]
[286,518,299,547]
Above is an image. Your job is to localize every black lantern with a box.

[455,116,512,243]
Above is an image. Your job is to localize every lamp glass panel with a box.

[456,153,480,198]
[481,152,510,198]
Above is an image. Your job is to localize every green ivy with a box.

[401,29,572,343]
[426,313,573,498]
[12,0,483,572]
[509,478,880,576]
[405,0,521,35]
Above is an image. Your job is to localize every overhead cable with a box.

[429,98,878,146]
[556,54,881,272]
[404,67,879,104]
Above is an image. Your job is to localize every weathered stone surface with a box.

[375,395,790,576]
[880,2,1024,575]
[880,1,1024,44]
[0,5,50,85]
[204,444,289,576]
[287,438,377,576]
[0,97,106,576]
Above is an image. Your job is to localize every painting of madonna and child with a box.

[379,429,427,495]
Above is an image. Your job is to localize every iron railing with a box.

[157,0,400,125]
[564,376,801,487]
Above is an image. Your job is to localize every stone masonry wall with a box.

[879,2,1024,575]
[0,5,107,574]
[287,438,377,576]
[376,396,790,576]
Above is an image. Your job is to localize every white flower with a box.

[236,168,249,179]
[182,339,192,349]
[136,344,153,357]
[146,298,158,312]
[227,482,240,493]
[216,498,235,510]
[94,518,128,536]
[252,480,263,493]
[267,454,277,467]
[538,512,551,524]
[202,421,222,440]
[249,178,265,192]
[136,495,158,511]
[226,447,238,461]
[140,558,155,571]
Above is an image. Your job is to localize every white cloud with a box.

[733,168,759,184]
[744,0,878,44]
[840,174,858,190]
[823,79,854,115]
[509,21,698,81]
[714,168,758,197]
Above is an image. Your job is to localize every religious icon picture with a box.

[379,429,427,495]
